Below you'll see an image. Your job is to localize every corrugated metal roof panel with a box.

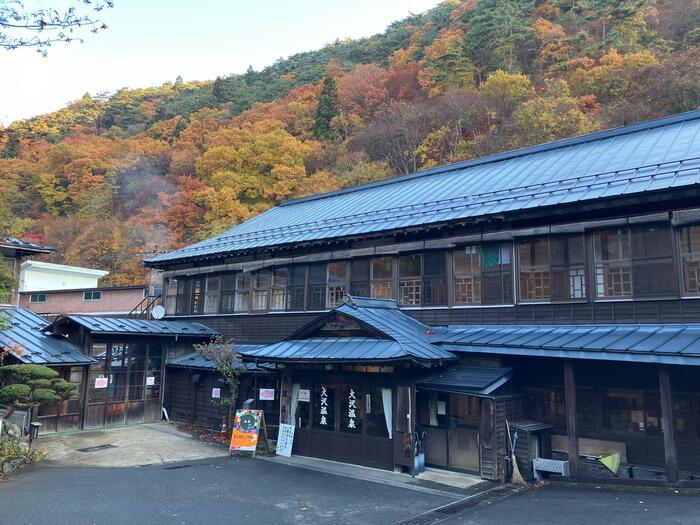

[147,111,700,265]
[0,237,53,253]
[0,308,92,365]
[58,316,219,337]
[240,338,405,361]
[167,345,264,370]
[414,366,513,396]
[439,323,700,365]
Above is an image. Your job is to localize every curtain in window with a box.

[290,383,300,426]
[381,388,393,439]
[428,391,438,426]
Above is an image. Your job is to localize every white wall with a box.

[20,262,108,292]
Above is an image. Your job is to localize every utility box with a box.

[511,420,553,481]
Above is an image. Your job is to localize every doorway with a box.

[416,391,481,474]
[85,342,163,429]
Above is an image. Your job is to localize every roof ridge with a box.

[281,109,700,207]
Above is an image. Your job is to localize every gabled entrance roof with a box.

[241,297,455,363]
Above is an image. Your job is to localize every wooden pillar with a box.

[279,367,292,425]
[659,366,679,482]
[564,361,578,477]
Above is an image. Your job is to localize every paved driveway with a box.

[5,456,453,525]
[38,423,228,467]
[441,483,700,525]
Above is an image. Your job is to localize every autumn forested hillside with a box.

[2,0,700,284]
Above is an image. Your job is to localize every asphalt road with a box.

[3,456,453,525]
[443,483,700,525]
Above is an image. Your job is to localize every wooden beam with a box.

[563,361,578,477]
[659,366,679,482]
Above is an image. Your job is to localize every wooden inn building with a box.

[4,109,700,485]
[144,109,700,484]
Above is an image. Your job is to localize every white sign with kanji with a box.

[276,423,295,458]
[319,386,328,426]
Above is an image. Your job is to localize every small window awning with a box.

[414,366,513,396]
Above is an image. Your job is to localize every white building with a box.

[19,261,109,292]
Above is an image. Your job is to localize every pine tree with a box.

[313,76,339,140]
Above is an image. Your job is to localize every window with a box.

[307,263,327,310]
[603,390,646,433]
[287,266,306,310]
[679,224,700,297]
[454,246,481,304]
[518,238,550,301]
[371,257,393,299]
[518,235,586,302]
[294,383,311,428]
[203,275,220,314]
[327,261,348,308]
[365,387,390,438]
[350,259,370,297]
[251,270,270,311]
[220,273,236,313]
[423,251,446,305]
[631,224,675,297]
[175,277,191,315]
[83,290,102,301]
[594,229,632,298]
[190,277,205,314]
[164,278,177,314]
[398,254,421,305]
[673,394,690,439]
[270,267,288,311]
[525,388,566,429]
[481,242,513,304]
[594,224,675,299]
[234,273,251,312]
[29,293,47,303]
[550,235,586,300]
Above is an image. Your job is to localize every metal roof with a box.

[50,315,219,338]
[147,110,700,265]
[240,337,410,362]
[0,237,53,254]
[167,345,264,370]
[0,308,92,365]
[414,365,513,396]
[334,298,454,360]
[438,324,700,366]
[241,297,455,362]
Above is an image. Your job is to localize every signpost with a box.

[276,423,295,458]
[229,409,269,458]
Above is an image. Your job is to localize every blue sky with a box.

[1,0,441,125]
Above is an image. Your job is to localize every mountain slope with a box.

[1,0,699,284]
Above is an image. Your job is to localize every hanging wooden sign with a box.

[229,409,269,458]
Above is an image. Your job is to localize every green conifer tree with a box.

[313,76,339,140]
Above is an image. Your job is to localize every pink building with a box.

[19,285,151,317]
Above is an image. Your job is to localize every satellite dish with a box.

[151,305,166,320]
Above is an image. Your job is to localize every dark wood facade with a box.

[146,136,700,483]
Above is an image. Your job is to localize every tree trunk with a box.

[2,403,17,421]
